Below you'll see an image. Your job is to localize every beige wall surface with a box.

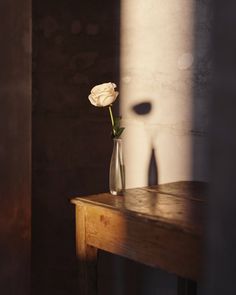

[120,0,211,187]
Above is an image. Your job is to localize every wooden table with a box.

[71,181,206,295]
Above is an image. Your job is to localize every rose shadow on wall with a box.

[132,102,152,115]
[132,102,158,186]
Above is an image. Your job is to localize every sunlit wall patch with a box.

[120,0,196,187]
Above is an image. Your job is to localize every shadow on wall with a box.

[192,0,212,181]
[132,102,158,186]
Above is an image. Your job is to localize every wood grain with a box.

[75,204,98,295]
[72,181,206,291]
[72,181,206,235]
[85,204,202,280]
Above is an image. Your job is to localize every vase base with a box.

[110,190,124,196]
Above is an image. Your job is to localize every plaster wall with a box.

[120,0,211,187]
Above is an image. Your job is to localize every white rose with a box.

[88,82,119,107]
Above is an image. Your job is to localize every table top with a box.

[72,181,206,280]
[72,181,207,236]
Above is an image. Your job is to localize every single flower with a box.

[88,82,125,138]
[88,82,119,107]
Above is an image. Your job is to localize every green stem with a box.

[108,105,115,137]
[108,105,115,127]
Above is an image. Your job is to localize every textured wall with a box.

[32,0,211,294]
[0,0,31,294]
[32,1,119,294]
[120,0,211,187]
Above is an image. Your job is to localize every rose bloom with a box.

[88,82,119,107]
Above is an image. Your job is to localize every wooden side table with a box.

[71,181,206,295]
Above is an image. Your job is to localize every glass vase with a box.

[109,138,125,195]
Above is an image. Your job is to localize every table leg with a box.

[76,204,98,295]
[177,277,197,295]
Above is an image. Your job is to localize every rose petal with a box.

[114,91,119,99]
[100,95,116,106]
[91,82,112,94]
[88,94,99,106]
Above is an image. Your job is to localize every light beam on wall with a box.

[120,0,198,187]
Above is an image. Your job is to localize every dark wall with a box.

[32,1,119,294]
[0,0,31,294]
[204,1,236,294]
